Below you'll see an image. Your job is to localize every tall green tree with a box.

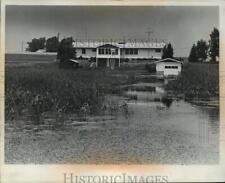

[209,27,219,62]
[189,44,198,62]
[162,43,174,59]
[46,36,59,52]
[196,39,208,61]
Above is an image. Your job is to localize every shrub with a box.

[57,37,75,63]
[165,63,219,100]
[145,63,156,73]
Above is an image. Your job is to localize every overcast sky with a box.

[6,6,218,56]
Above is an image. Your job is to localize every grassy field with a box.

[6,60,219,124]
[166,63,219,100]
[5,53,57,63]
[5,62,143,123]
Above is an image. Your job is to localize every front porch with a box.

[96,44,121,68]
[97,58,120,68]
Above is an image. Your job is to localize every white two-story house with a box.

[73,40,166,68]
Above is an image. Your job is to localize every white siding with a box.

[76,48,96,58]
[76,48,162,59]
[120,48,162,59]
[156,62,181,76]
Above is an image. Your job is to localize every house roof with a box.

[72,41,166,49]
[154,58,181,64]
[97,44,119,48]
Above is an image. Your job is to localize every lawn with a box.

[165,62,219,100]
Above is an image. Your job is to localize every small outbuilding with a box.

[155,58,182,77]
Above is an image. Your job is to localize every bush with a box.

[165,63,219,100]
[57,37,75,63]
[145,63,156,73]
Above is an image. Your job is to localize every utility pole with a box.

[84,25,88,41]
[57,32,60,41]
[145,28,153,42]
[145,28,153,59]
[21,41,24,52]
[122,36,126,60]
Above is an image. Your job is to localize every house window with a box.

[155,48,161,53]
[165,65,178,69]
[105,48,111,55]
[134,49,138,55]
[99,48,119,55]
[125,48,138,55]
[82,48,86,54]
[98,47,119,55]
[111,48,118,55]
[130,49,134,54]
[98,48,104,54]
[92,48,96,52]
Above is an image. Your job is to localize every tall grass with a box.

[5,63,133,123]
[165,63,219,100]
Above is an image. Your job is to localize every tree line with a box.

[26,36,60,52]
[189,28,219,62]
[27,27,219,64]
[160,27,219,63]
[27,36,75,66]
